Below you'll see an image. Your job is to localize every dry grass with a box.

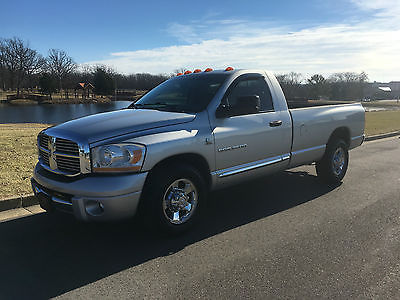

[362,100,400,108]
[365,110,400,136]
[0,111,399,199]
[0,124,49,199]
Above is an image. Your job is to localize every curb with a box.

[364,130,400,142]
[0,194,38,213]
[0,130,399,214]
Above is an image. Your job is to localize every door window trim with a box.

[221,73,275,114]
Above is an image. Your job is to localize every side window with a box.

[227,77,274,112]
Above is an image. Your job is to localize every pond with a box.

[0,101,132,124]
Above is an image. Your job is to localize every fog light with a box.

[85,200,105,216]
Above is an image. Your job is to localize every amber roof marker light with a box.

[193,69,202,73]
[184,70,192,75]
[176,73,183,76]
[225,67,234,71]
[204,68,213,72]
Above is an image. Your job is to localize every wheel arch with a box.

[142,153,212,192]
[327,127,350,148]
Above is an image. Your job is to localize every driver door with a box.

[211,74,292,179]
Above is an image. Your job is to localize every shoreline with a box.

[0,98,120,105]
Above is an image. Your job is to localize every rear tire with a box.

[140,164,207,235]
[316,139,349,184]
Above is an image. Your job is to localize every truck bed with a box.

[287,99,355,109]
[288,103,365,168]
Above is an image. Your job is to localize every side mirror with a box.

[233,95,261,115]
[215,95,261,118]
[215,103,230,118]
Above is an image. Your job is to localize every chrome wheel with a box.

[332,147,345,176]
[162,178,198,225]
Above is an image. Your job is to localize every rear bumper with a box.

[32,164,148,221]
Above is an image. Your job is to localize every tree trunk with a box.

[59,77,62,99]
[16,74,21,97]
[8,76,14,92]
[16,70,24,97]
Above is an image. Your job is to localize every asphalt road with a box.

[0,137,399,299]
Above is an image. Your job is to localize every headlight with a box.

[91,143,146,173]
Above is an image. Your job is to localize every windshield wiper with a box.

[130,102,169,109]
[129,102,193,113]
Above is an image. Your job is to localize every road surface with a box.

[0,137,399,299]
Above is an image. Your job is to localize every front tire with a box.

[142,164,207,235]
[316,139,349,184]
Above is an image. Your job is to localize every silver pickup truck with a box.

[31,69,365,233]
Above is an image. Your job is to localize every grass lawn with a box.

[0,110,399,199]
[365,111,400,136]
[0,124,49,199]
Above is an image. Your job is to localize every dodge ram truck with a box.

[31,68,365,234]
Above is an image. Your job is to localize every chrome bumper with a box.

[32,164,148,221]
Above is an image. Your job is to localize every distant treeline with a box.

[276,71,368,101]
[277,72,400,101]
[0,37,170,98]
[0,37,396,101]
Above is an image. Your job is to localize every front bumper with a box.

[32,164,148,221]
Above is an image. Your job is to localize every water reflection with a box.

[0,101,132,124]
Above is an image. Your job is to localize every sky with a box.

[1,0,399,82]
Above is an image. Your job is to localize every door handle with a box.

[269,120,282,127]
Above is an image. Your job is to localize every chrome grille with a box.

[39,148,50,165]
[39,135,49,149]
[55,138,79,156]
[56,155,81,173]
[38,134,82,176]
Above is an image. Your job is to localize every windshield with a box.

[131,74,229,113]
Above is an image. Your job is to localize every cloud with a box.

[351,0,400,16]
[84,2,400,82]
[165,23,201,44]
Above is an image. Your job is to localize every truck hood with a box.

[44,109,196,144]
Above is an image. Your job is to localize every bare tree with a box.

[307,74,325,85]
[307,74,327,99]
[174,67,188,74]
[286,72,303,85]
[46,49,76,98]
[328,71,369,100]
[0,39,6,90]
[0,37,45,96]
[275,72,304,100]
